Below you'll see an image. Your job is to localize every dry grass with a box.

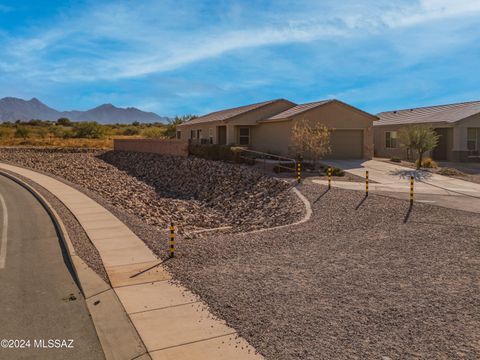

[0,135,143,149]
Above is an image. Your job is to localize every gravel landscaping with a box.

[0,147,304,234]
[2,147,479,359]
[164,181,480,359]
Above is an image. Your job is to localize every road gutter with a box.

[0,190,8,269]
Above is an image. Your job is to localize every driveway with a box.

[314,159,480,213]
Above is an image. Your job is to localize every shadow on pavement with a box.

[390,169,432,181]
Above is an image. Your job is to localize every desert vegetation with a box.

[0,115,192,148]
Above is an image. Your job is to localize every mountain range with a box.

[0,97,168,124]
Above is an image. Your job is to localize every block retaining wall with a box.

[113,138,188,157]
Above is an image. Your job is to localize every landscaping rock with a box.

[0,147,304,233]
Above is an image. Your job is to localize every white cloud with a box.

[2,0,480,83]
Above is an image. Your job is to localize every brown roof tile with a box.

[376,100,480,126]
[178,99,295,126]
[263,99,334,121]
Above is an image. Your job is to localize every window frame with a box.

[467,128,478,151]
[385,131,398,149]
[238,127,250,145]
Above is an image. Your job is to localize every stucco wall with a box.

[373,124,454,160]
[176,100,295,145]
[113,139,188,156]
[251,120,293,155]
[252,101,375,159]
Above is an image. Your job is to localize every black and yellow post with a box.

[169,222,175,258]
[409,175,414,206]
[297,159,301,183]
[328,167,332,189]
[365,170,369,196]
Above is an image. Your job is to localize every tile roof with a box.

[376,100,480,126]
[179,99,294,126]
[263,99,334,121]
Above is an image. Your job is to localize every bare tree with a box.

[291,118,331,169]
[398,125,439,169]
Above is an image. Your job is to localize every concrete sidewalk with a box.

[0,163,262,360]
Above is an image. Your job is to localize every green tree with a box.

[73,122,105,139]
[398,125,439,169]
[122,126,141,136]
[164,115,197,138]
[14,126,30,139]
[57,117,72,126]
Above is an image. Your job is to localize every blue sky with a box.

[1,0,480,117]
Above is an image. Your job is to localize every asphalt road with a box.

[0,175,104,359]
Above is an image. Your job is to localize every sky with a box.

[0,0,480,117]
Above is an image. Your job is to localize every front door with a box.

[217,126,227,145]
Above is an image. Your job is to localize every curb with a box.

[0,170,151,360]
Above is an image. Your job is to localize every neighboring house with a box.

[374,100,480,162]
[177,98,377,159]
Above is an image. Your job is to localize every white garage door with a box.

[328,130,363,159]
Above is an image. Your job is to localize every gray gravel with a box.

[164,180,480,360]
[3,147,479,359]
[0,147,304,233]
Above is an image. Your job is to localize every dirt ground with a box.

[165,180,480,360]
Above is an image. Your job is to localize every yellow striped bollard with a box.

[328,167,332,189]
[409,175,414,205]
[365,170,369,196]
[297,160,301,183]
[169,222,175,258]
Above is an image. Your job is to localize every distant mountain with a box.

[0,97,168,124]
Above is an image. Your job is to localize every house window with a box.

[467,128,477,151]
[209,128,213,144]
[385,131,398,148]
[190,130,195,139]
[197,129,202,139]
[176,131,181,139]
[239,127,250,145]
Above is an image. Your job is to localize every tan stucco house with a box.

[177,99,377,159]
[374,100,480,162]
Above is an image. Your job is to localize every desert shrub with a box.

[142,127,165,139]
[122,126,141,136]
[73,122,105,139]
[49,125,66,138]
[390,156,401,163]
[438,167,465,176]
[318,165,344,176]
[36,127,49,138]
[14,126,30,139]
[57,117,72,126]
[416,157,437,169]
[0,127,12,138]
[188,144,234,161]
[329,167,345,176]
[62,129,76,138]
